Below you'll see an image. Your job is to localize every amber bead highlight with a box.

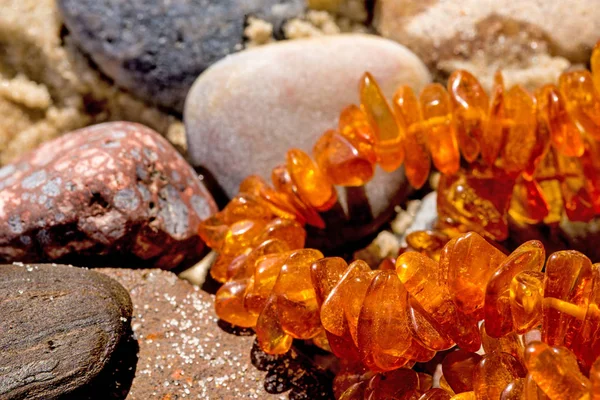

[286,148,337,211]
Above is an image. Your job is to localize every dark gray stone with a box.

[0,263,133,400]
[57,0,305,112]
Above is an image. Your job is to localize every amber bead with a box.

[484,240,544,337]
[440,375,456,396]
[405,230,449,262]
[418,388,452,400]
[198,213,229,250]
[482,71,506,165]
[593,41,600,94]
[313,129,375,187]
[254,218,306,250]
[581,136,600,213]
[536,84,584,157]
[338,381,367,400]
[556,151,596,222]
[592,356,600,400]
[533,150,564,224]
[420,83,460,175]
[364,368,419,399]
[334,360,372,399]
[500,378,524,400]
[543,250,593,347]
[442,350,482,394]
[510,270,544,334]
[310,257,347,305]
[417,372,434,392]
[521,374,550,400]
[525,341,591,399]
[272,249,323,339]
[222,193,274,223]
[215,279,257,328]
[244,252,289,315]
[357,270,412,371]
[449,393,476,400]
[255,295,292,354]
[509,178,550,224]
[393,85,431,188]
[406,295,454,351]
[286,148,337,211]
[571,263,600,368]
[472,352,526,400]
[501,85,537,176]
[447,70,488,162]
[559,70,600,140]
[360,72,405,172]
[338,104,376,144]
[480,322,524,366]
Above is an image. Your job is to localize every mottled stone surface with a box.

[185,34,430,247]
[57,0,305,112]
[374,0,599,90]
[0,122,217,269]
[99,268,333,399]
[0,263,132,400]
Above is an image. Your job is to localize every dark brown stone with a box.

[99,268,334,399]
[0,122,217,269]
[0,263,133,400]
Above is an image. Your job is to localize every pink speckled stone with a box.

[0,122,217,269]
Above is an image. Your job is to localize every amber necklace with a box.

[198,42,600,400]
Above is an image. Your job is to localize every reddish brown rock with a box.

[99,268,334,399]
[0,122,217,269]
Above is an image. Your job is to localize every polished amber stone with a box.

[472,352,526,400]
[501,85,537,176]
[442,350,482,393]
[559,70,600,140]
[510,270,544,334]
[482,71,506,165]
[286,148,337,211]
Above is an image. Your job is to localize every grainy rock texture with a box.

[373,0,599,90]
[185,34,430,246]
[0,122,217,269]
[58,0,306,112]
[99,268,333,399]
[0,263,132,400]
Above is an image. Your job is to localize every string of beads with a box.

[198,41,600,400]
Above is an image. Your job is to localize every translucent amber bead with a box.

[525,342,591,399]
[500,378,524,400]
[543,251,593,347]
[313,129,375,187]
[571,264,600,367]
[255,295,292,354]
[333,360,372,399]
[406,295,454,351]
[556,151,595,222]
[449,393,476,400]
[442,350,482,394]
[310,257,347,305]
[593,41,600,94]
[254,218,306,250]
[286,148,337,211]
[405,230,449,261]
[581,137,600,213]
[521,374,550,400]
[480,322,524,366]
[502,85,537,175]
[244,252,289,314]
[509,178,550,224]
[418,372,434,392]
[222,193,274,223]
[484,240,544,337]
[533,150,564,224]
[198,213,229,250]
[339,104,376,144]
[215,279,257,327]
[472,352,526,400]
[418,388,452,400]
[536,84,584,157]
[559,70,600,140]
[510,270,544,334]
[420,83,460,175]
[440,375,456,396]
[357,270,412,371]
[393,85,430,188]
[592,356,600,400]
[365,368,419,399]
[222,219,267,255]
[448,70,488,162]
[360,72,405,172]
[482,71,506,165]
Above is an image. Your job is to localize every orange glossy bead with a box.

[559,70,600,140]
[525,342,591,399]
[418,388,452,400]
[365,368,419,399]
[406,295,454,351]
[222,219,267,255]
[543,251,593,347]
[420,83,460,175]
[442,350,482,394]
[571,264,600,368]
[472,352,526,400]
[447,70,488,162]
[198,213,229,250]
[556,151,596,221]
[480,322,524,365]
[360,72,405,172]
[510,270,544,334]
[521,374,550,400]
[396,251,480,351]
[333,360,372,399]
[417,372,434,392]
[581,136,600,213]
[238,175,300,222]
[592,356,600,400]
[533,149,564,224]
[255,295,292,354]
[482,71,506,165]
[502,85,537,176]
[272,249,323,339]
[338,104,376,144]
[286,148,337,211]
[484,240,544,337]
[500,378,524,400]
[393,85,430,188]
[313,129,375,187]
[405,230,449,261]
[440,375,456,396]
[215,278,257,327]
[509,178,550,224]
[222,193,274,223]
[310,256,347,305]
[357,270,412,371]
[244,252,289,314]
[523,97,551,180]
[536,84,584,157]
[449,393,476,400]
[254,218,306,250]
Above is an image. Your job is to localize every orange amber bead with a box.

[510,270,544,334]
[254,218,306,249]
[500,379,525,400]
[393,85,431,188]
[406,295,454,351]
[472,352,526,400]
[480,322,524,366]
[559,70,600,140]
[482,71,506,165]
[359,72,404,172]
[521,374,550,400]
[338,104,376,144]
[442,350,482,394]
[556,151,596,222]
[484,240,544,337]
[215,278,257,327]
[244,252,289,314]
[592,356,600,400]
[501,85,537,175]
[238,175,300,222]
[571,263,600,367]
[543,250,593,347]
[357,270,411,371]
[420,83,460,175]
[449,393,476,400]
[509,178,550,224]
[286,148,337,211]
[365,368,419,399]
[255,295,292,354]
[536,84,584,157]
[447,70,488,162]
[310,256,347,305]
[419,388,452,400]
[593,41,600,94]
[525,342,591,399]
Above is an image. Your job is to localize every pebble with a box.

[185,34,431,247]
[0,122,217,269]
[99,268,333,399]
[0,263,132,400]
[374,0,599,91]
[57,0,305,111]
